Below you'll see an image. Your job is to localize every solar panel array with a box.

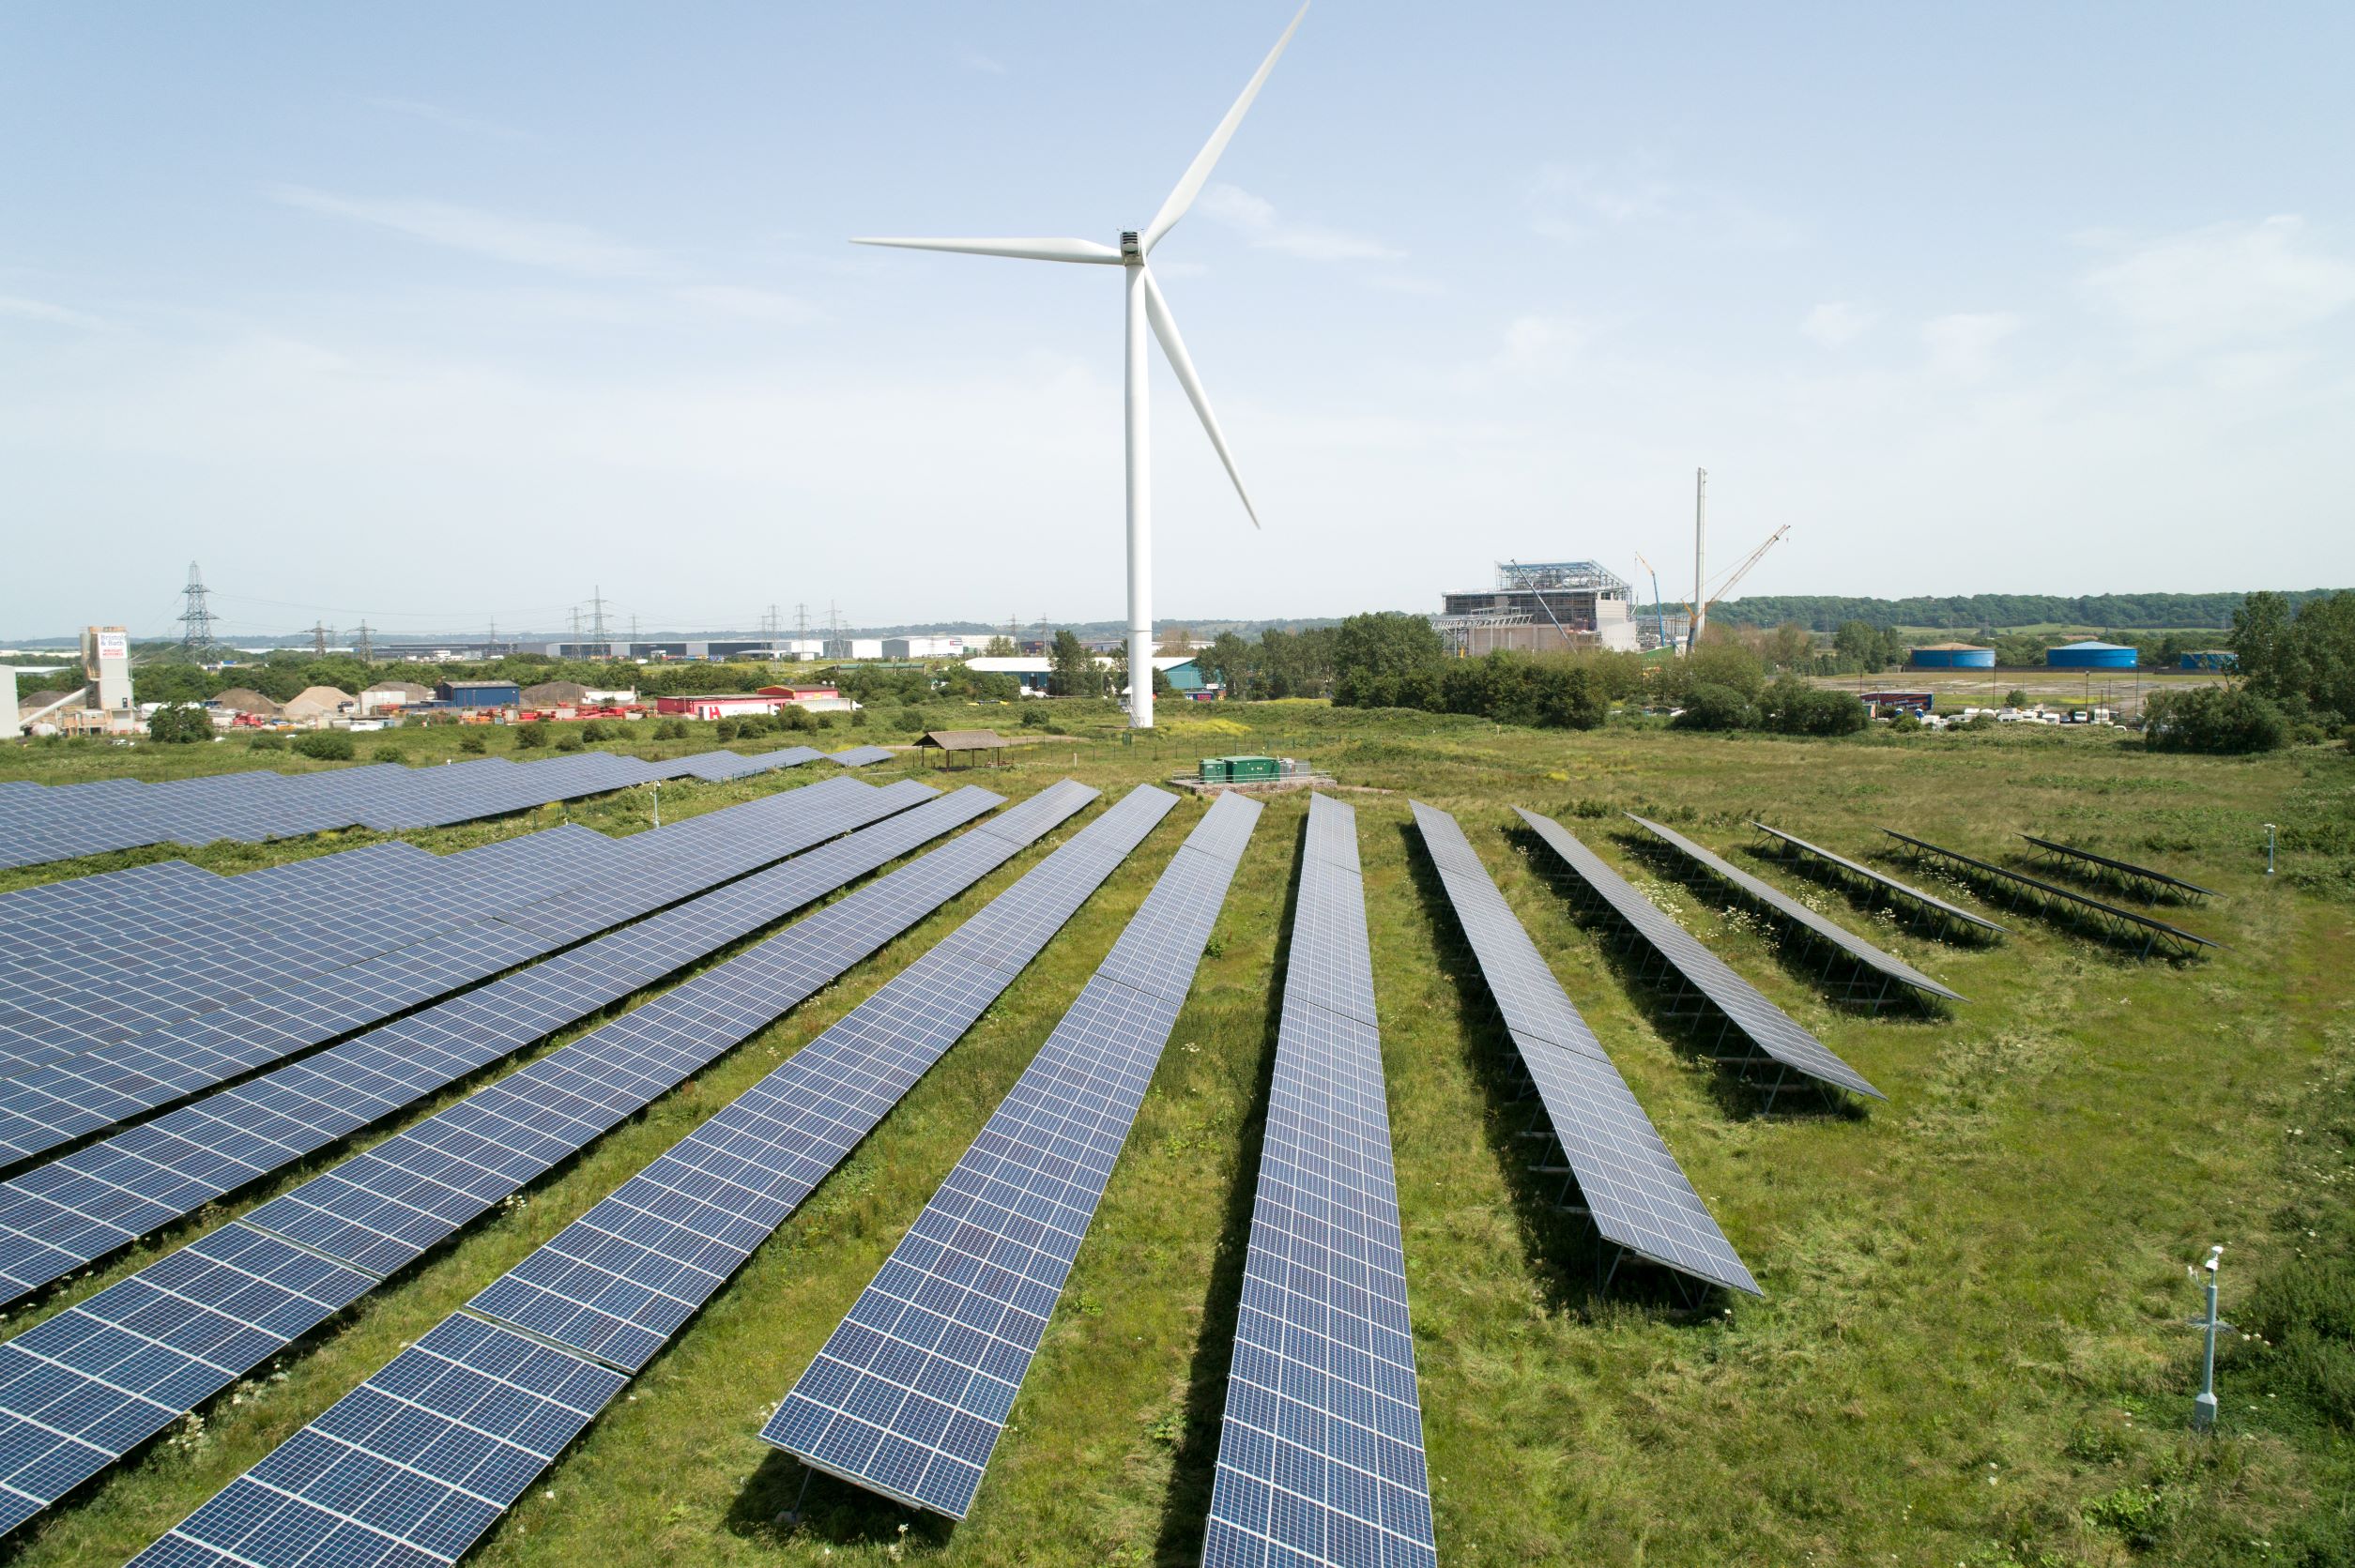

[0,774,914,1173]
[1201,795,1437,1568]
[0,781,1072,1539]
[1519,809,1884,1104]
[2018,834,2221,904]
[1884,830,2223,959]
[0,744,859,871]
[0,780,940,1304]
[1749,821,2006,938]
[1625,814,1964,1003]
[138,784,1175,1568]
[1413,803,1758,1298]
[763,789,1264,1518]
[828,746,895,769]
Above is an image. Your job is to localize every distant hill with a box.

[1683,590,2347,634]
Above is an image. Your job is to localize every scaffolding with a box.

[1436,559,1641,656]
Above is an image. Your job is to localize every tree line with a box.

[1696,589,2346,633]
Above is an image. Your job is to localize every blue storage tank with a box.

[1909,642,1996,670]
[2046,640,2137,670]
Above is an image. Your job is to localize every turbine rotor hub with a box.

[1119,230,1142,264]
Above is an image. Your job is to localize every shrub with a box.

[781,706,815,732]
[513,722,550,750]
[714,719,738,742]
[849,708,869,728]
[248,732,286,752]
[652,718,688,740]
[292,731,356,761]
[459,735,487,754]
[554,734,583,752]
[1673,682,1757,731]
[1021,704,1048,729]
[146,704,213,743]
[2144,686,2289,754]
[371,745,402,763]
[2006,689,2029,708]
[1889,712,1923,734]
[577,721,612,742]
[1759,677,1868,736]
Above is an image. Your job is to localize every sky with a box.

[4,1,2352,642]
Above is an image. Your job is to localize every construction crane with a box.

[1630,551,1671,649]
[1688,524,1791,651]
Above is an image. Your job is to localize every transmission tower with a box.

[355,621,375,662]
[177,562,219,658]
[589,586,609,641]
[312,621,329,657]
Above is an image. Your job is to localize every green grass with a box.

[1,707,2349,1565]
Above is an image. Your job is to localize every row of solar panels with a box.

[0,744,895,870]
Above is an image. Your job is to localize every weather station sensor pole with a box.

[2264,823,2276,875]
[2187,1244,2228,1432]
[848,5,1304,728]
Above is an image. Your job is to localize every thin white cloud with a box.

[1526,162,1801,250]
[1800,301,1878,347]
[271,185,661,278]
[363,96,534,141]
[673,284,823,326]
[956,48,1008,75]
[0,295,106,330]
[2083,215,2355,358]
[1921,312,2021,380]
[1198,183,1401,262]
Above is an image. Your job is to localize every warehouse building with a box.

[436,679,522,708]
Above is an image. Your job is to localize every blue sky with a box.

[4,2,2351,640]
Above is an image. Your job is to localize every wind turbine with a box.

[854,4,1307,728]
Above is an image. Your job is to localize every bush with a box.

[1759,677,1868,736]
[146,704,213,744]
[577,721,612,742]
[554,734,583,752]
[248,732,286,752]
[1889,712,1923,734]
[459,735,487,754]
[714,719,738,742]
[2006,689,2028,708]
[292,731,356,761]
[849,707,869,727]
[781,706,815,732]
[1021,704,1048,729]
[513,722,550,750]
[371,745,402,763]
[652,718,688,740]
[2144,686,2290,754]
[1673,682,1757,731]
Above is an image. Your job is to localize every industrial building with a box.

[654,693,796,720]
[436,679,522,708]
[1909,642,1996,670]
[1437,561,1643,656]
[2179,649,2237,671]
[7,627,139,738]
[2046,640,2137,670]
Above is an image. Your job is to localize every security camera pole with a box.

[2187,1244,2228,1432]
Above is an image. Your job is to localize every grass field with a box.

[1,707,2349,1565]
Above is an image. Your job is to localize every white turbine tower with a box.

[854,4,1307,729]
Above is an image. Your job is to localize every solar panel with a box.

[1624,814,1964,1005]
[0,746,830,872]
[1749,821,2006,938]
[0,777,916,1172]
[2018,833,2221,904]
[0,784,1078,1539]
[1518,809,1884,1104]
[1884,830,2223,959]
[829,746,895,768]
[0,784,938,1303]
[762,789,1263,1518]
[133,784,1176,1568]
[1202,795,1438,1568]
[1411,803,1759,1298]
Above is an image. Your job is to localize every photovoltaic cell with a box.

[133,784,1174,1568]
[763,790,1263,1518]
[828,746,895,769]
[0,784,1042,1541]
[1201,795,1437,1568]
[1625,814,1964,1002]
[1517,809,1884,1102]
[1412,803,1758,1299]
[1748,821,2006,937]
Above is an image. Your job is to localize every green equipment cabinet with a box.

[1200,754,1281,783]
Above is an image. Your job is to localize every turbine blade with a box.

[850,236,1123,264]
[1141,2,1309,252]
[1142,266,1260,529]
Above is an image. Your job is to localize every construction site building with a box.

[1437,561,1643,656]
